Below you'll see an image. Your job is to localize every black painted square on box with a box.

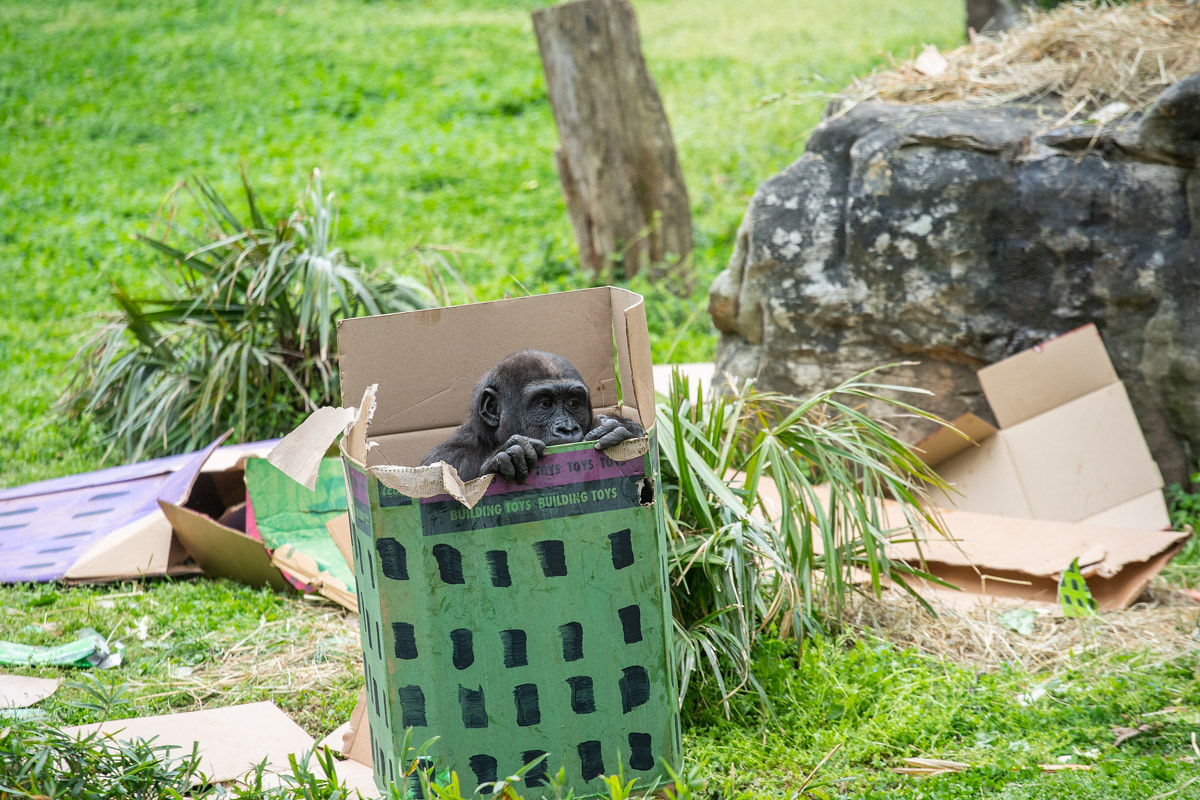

[469,754,498,786]
[608,528,634,569]
[450,628,474,670]
[501,629,528,668]
[619,665,650,713]
[578,740,605,781]
[533,539,568,577]
[567,675,596,714]
[514,683,541,727]
[559,621,584,661]
[432,543,465,584]
[485,549,512,587]
[392,622,418,660]
[522,750,550,787]
[397,685,427,728]
[458,685,488,729]
[618,603,642,644]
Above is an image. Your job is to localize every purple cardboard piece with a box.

[0,440,228,583]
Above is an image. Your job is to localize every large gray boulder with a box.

[709,74,1200,483]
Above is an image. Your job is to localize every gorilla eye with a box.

[538,396,554,409]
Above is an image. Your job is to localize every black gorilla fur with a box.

[421,350,643,482]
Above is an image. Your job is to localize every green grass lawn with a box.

[4,0,1200,797]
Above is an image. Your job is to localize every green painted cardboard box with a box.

[336,288,680,796]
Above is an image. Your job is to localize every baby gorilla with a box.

[421,350,643,482]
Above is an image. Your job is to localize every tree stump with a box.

[533,0,693,281]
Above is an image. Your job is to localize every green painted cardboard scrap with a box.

[244,457,355,600]
[0,628,123,669]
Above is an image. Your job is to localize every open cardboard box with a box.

[904,324,1188,609]
[157,453,294,594]
[918,324,1169,528]
[271,287,681,795]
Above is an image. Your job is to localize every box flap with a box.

[267,407,355,491]
[323,688,373,767]
[610,287,657,429]
[913,413,997,468]
[1002,383,1163,522]
[326,514,353,570]
[159,501,292,592]
[978,324,1118,428]
[926,433,1033,518]
[1080,490,1170,530]
[337,287,645,440]
[62,513,176,581]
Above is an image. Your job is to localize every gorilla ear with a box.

[479,386,501,428]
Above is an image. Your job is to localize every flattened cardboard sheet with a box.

[0,440,217,584]
[883,502,1187,611]
[66,701,377,793]
[0,440,277,584]
[67,702,313,784]
[0,673,60,707]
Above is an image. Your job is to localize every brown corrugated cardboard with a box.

[0,673,60,707]
[158,470,293,593]
[66,702,376,793]
[880,500,1188,611]
[920,324,1171,530]
[318,287,680,795]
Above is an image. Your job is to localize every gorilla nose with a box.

[551,420,583,443]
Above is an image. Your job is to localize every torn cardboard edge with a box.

[914,324,1170,531]
[159,450,360,611]
[65,701,375,794]
[880,500,1188,611]
[756,479,1187,612]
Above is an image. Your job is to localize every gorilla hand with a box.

[479,435,546,482]
[585,415,643,451]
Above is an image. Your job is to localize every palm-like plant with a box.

[659,368,950,707]
[61,168,432,461]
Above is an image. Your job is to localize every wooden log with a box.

[533,0,693,281]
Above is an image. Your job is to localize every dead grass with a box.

[847,583,1200,673]
[131,604,362,710]
[842,1,1200,124]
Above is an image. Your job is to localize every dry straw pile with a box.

[847,585,1200,673]
[845,1,1200,123]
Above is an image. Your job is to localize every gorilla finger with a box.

[585,418,619,440]
[595,426,634,450]
[507,445,530,482]
[528,438,547,456]
[518,439,540,467]
[493,452,517,481]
